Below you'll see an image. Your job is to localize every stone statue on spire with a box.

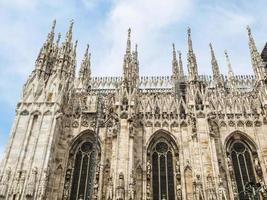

[247,25,266,81]
[172,43,178,81]
[187,28,198,82]
[225,50,235,91]
[209,43,223,88]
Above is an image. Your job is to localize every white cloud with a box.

[96,0,193,75]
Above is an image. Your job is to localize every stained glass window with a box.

[151,141,175,200]
[69,141,95,200]
[230,142,257,200]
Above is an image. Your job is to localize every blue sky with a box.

[0,0,267,158]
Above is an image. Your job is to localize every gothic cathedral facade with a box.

[1,20,267,200]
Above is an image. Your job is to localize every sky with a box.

[0,0,267,159]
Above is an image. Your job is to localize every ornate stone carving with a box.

[129,174,135,200]
[38,170,49,199]
[206,175,217,200]
[193,175,204,200]
[116,173,125,200]
[25,167,38,198]
[254,157,263,177]
[106,176,113,200]
[62,169,72,200]
[218,176,227,200]
[0,167,11,198]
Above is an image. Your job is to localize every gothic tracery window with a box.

[149,139,176,200]
[64,133,101,200]
[70,141,96,200]
[229,141,257,200]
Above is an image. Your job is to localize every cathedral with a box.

[1,19,267,200]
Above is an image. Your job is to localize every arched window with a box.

[148,134,177,200]
[70,141,96,200]
[63,132,100,200]
[228,140,257,200]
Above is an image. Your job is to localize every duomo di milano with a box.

[2,20,267,200]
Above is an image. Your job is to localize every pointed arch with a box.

[63,130,101,200]
[224,131,259,200]
[146,130,179,200]
[224,130,257,153]
[146,129,179,155]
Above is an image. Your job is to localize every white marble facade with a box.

[1,21,267,200]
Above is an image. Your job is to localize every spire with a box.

[172,43,178,80]
[56,32,61,46]
[78,44,91,90]
[67,40,77,81]
[65,19,74,43]
[188,28,193,53]
[225,50,235,90]
[35,20,57,78]
[187,28,198,82]
[135,44,138,61]
[126,28,131,53]
[133,44,139,86]
[178,51,185,81]
[247,25,266,81]
[74,40,78,58]
[209,43,223,87]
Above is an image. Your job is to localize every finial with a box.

[178,50,185,80]
[178,50,182,59]
[85,44,89,56]
[69,19,74,30]
[225,50,233,74]
[187,27,193,52]
[51,19,56,33]
[210,43,222,86]
[224,50,230,62]
[187,27,191,36]
[135,44,138,59]
[74,40,78,51]
[172,43,177,60]
[209,43,216,59]
[56,33,61,45]
[209,43,213,52]
[126,28,131,53]
[128,28,131,38]
[246,25,251,36]
[66,19,74,42]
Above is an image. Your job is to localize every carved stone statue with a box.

[92,179,99,200]
[106,176,113,200]
[146,161,151,179]
[227,156,234,178]
[206,175,217,200]
[254,157,262,177]
[176,181,182,200]
[25,167,38,198]
[193,175,204,200]
[218,176,227,200]
[146,184,151,200]
[129,174,135,200]
[116,173,125,200]
[10,171,20,196]
[38,170,49,198]
[0,167,11,198]
[17,170,26,195]
[259,178,267,198]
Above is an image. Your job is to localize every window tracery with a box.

[148,137,177,200]
[63,133,100,200]
[228,140,257,200]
